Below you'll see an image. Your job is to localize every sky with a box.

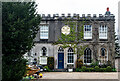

[35,0,120,34]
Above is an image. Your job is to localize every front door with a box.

[58,53,64,69]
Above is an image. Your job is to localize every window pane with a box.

[68,48,74,63]
[99,25,107,39]
[84,25,92,39]
[40,25,49,39]
[84,48,92,64]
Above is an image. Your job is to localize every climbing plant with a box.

[54,18,88,59]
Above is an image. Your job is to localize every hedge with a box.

[75,66,115,72]
[47,57,54,70]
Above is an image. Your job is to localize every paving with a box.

[41,72,118,79]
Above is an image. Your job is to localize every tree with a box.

[114,34,120,56]
[2,2,41,81]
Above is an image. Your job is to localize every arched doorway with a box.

[58,46,64,69]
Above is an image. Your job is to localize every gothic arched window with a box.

[101,48,106,56]
[58,46,64,53]
[42,47,47,56]
[67,47,74,64]
[84,48,92,64]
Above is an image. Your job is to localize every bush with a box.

[106,66,112,72]
[112,68,116,72]
[86,68,94,72]
[75,68,81,72]
[43,66,51,72]
[106,61,112,67]
[81,66,86,72]
[47,57,54,70]
[2,55,27,81]
[76,59,83,68]
[90,61,99,67]
[94,66,100,72]
[100,68,106,72]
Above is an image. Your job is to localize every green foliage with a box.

[86,68,94,72]
[2,2,41,81]
[47,57,54,70]
[94,66,100,72]
[43,66,51,72]
[106,66,112,72]
[76,59,83,68]
[112,68,117,72]
[2,55,27,81]
[100,68,106,72]
[75,66,114,72]
[75,68,81,72]
[2,2,41,55]
[100,64,107,68]
[81,66,86,72]
[106,60,112,67]
[90,61,99,67]
[54,20,88,59]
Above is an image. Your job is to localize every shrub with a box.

[47,57,54,70]
[100,68,106,72]
[106,66,112,72]
[112,68,117,72]
[106,61,112,67]
[87,68,94,72]
[75,68,81,72]
[81,66,86,72]
[76,59,83,68]
[94,66,100,72]
[90,61,99,67]
[43,66,51,72]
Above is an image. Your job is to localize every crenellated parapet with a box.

[40,13,115,21]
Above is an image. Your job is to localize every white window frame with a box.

[40,25,49,39]
[58,46,64,53]
[84,25,92,39]
[42,47,47,56]
[83,48,92,65]
[40,57,47,65]
[67,48,74,64]
[99,48,108,65]
[40,47,48,65]
[99,25,107,39]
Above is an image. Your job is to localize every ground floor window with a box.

[67,47,74,64]
[99,48,107,64]
[84,48,92,64]
[40,57,47,65]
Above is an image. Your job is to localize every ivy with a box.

[54,19,88,58]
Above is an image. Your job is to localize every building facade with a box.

[24,8,115,69]
[118,1,120,51]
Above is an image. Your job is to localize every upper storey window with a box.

[84,25,92,39]
[99,25,107,39]
[40,25,49,39]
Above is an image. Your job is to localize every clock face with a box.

[61,25,70,35]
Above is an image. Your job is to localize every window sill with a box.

[83,63,91,65]
[84,38,92,39]
[67,63,74,65]
[99,39,108,41]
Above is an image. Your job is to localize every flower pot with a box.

[68,69,73,72]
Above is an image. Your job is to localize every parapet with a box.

[41,13,115,21]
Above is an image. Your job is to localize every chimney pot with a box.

[107,7,109,11]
